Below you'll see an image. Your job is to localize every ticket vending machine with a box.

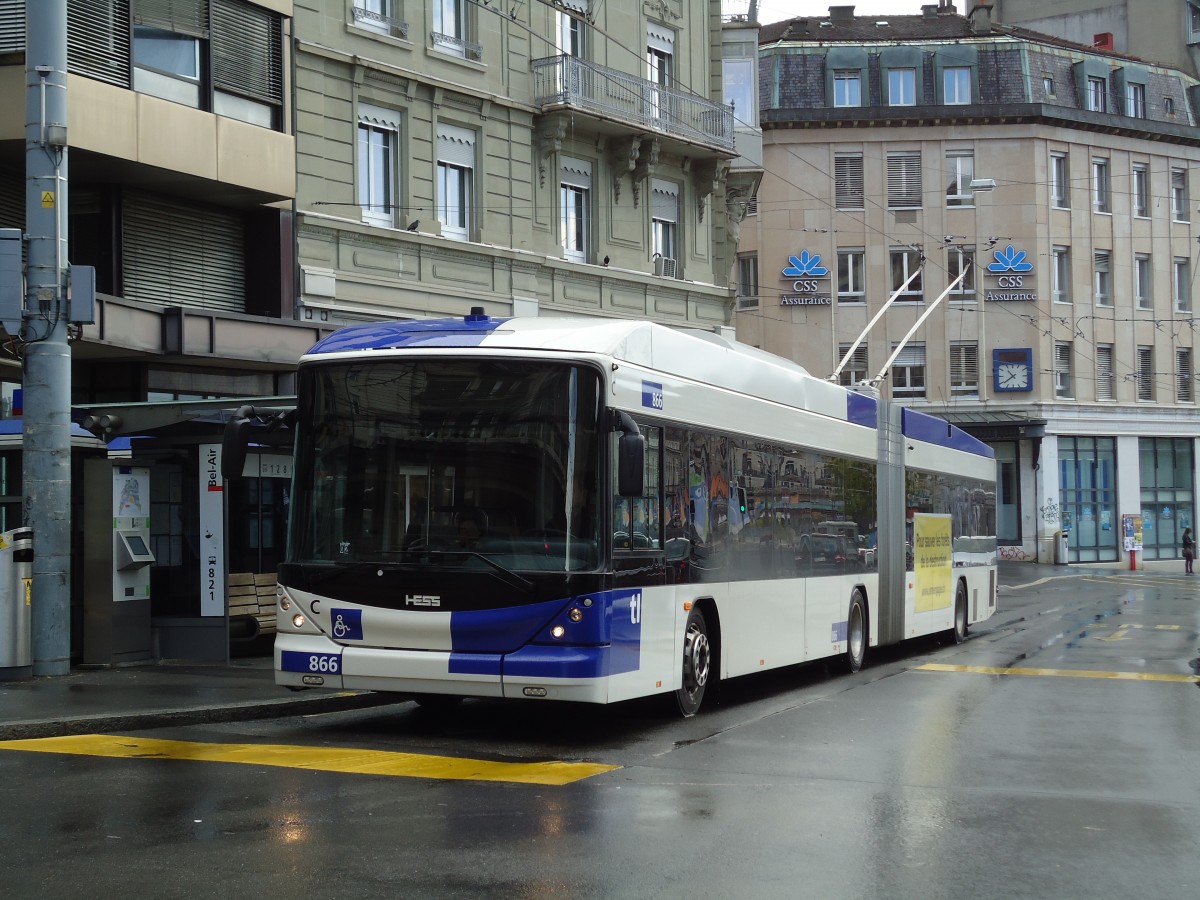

[83,459,155,665]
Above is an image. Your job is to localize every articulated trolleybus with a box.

[237,312,996,716]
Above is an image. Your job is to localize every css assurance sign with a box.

[779,251,832,306]
[985,244,1037,302]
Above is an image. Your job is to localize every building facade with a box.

[736,3,1200,563]
[292,0,760,331]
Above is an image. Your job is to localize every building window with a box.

[1055,342,1074,398]
[837,249,865,301]
[888,68,916,106]
[833,70,861,107]
[436,122,475,241]
[890,248,923,300]
[890,343,926,399]
[1126,81,1147,118]
[1137,437,1194,561]
[1177,348,1194,403]
[1175,257,1191,311]
[1096,344,1115,400]
[838,343,868,386]
[651,178,679,273]
[887,152,922,208]
[1165,96,1177,115]
[1132,163,1149,217]
[1135,253,1152,309]
[357,108,399,227]
[433,0,478,59]
[946,151,974,207]
[1052,246,1071,303]
[723,57,755,126]
[944,67,971,104]
[647,26,674,122]
[834,153,864,209]
[1172,168,1189,221]
[1137,345,1155,401]
[556,8,585,56]
[560,156,591,263]
[1051,152,1069,208]
[1059,436,1118,563]
[1087,76,1107,112]
[1043,75,1056,98]
[352,0,409,39]
[950,342,979,398]
[1092,158,1110,213]
[133,24,201,106]
[948,246,975,296]
[1093,251,1111,306]
[737,254,759,309]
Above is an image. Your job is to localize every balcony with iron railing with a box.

[532,55,735,156]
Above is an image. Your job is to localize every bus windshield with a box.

[289,359,603,572]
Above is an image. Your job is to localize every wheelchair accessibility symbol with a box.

[329,607,363,641]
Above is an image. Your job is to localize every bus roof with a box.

[304,314,992,459]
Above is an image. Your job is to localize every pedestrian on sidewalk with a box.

[1182,527,1194,574]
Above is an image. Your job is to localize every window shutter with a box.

[891,343,925,367]
[132,0,210,37]
[69,0,132,88]
[0,0,25,53]
[835,154,864,209]
[123,192,245,312]
[650,179,679,223]
[560,156,592,191]
[1177,349,1193,402]
[213,0,283,106]
[887,153,921,208]
[1096,345,1115,400]
[1137,346,1154,400]
[838,343,868,385]
[950,343,978,393]
[436,123,476,168]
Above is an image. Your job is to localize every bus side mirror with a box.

[617,431,644,496]
[221,408,254,480]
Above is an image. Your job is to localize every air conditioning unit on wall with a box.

[654,256,677,278]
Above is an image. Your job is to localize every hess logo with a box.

[405,594,441,607]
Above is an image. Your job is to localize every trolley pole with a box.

[25,0,72,676]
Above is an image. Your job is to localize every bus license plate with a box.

[281,650,341,675]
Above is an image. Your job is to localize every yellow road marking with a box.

[0,735,619,786]
[917,663,1200,683]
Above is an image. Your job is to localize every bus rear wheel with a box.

[675,607,712,717]
[952,580,969,644]
[845,589,868,673]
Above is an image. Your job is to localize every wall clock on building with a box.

[993,348,1034,392]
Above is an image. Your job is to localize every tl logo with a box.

[987,245,1034,273]
[782,250,829,278]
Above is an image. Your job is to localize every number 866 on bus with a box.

[281,650,341,675]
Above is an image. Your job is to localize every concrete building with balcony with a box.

[0,0,326,660]
[292,0,760,330]
[736,2,1200,564]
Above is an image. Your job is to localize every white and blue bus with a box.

[230,311,996,716]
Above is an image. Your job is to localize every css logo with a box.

[997,276,1024,287]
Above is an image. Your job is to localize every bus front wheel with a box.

[845,589,868,673]
[675,607,712,717]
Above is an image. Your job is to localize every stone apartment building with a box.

[736,2,1200,563]
[291,0,759,331]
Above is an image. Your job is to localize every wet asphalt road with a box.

[3,570,1199,899]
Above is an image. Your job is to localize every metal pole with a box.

[25,0,72,676]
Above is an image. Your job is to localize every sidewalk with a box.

[0,656,399,741]
[0,559,1192,741]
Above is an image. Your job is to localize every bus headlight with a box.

[292,613,306,629]
[280,596,292,611]
[568,607,583,622]
[551,625,566,639]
